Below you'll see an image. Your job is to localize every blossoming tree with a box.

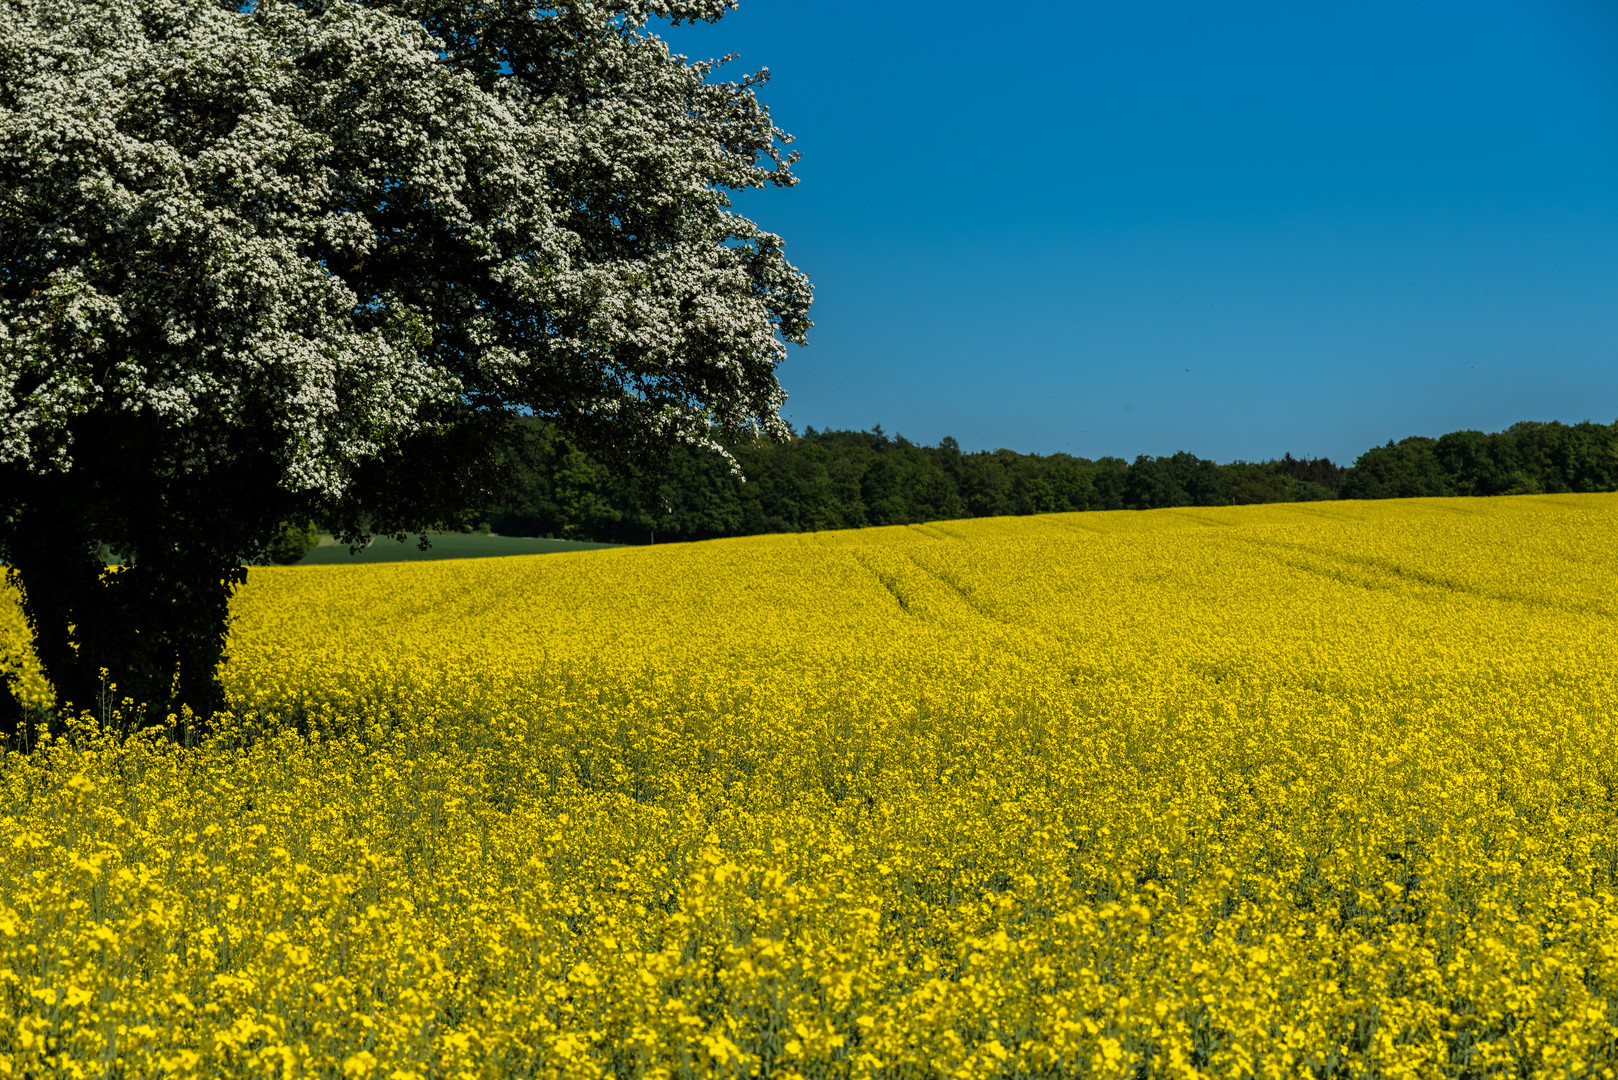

[0,0,811,738]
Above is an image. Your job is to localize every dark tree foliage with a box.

[483,422,1307,541]
[1340,437,1456,499]
[1124,452,1225,510]
[481,418,1618,545]
[1339,421,1617,501]
[1275,453,1347,493]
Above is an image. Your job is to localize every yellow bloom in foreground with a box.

[0,494,1615,1076]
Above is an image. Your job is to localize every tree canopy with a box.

[0,0,810,737]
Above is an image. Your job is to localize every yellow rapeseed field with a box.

[2,494,1617,1078]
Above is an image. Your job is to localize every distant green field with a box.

[49,533,617,567]
[295,533,619,564]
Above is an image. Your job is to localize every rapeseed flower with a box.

[0,495,1615,1076]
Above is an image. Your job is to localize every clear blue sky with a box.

[659,0,1618,464]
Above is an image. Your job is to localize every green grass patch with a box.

[295,533,620,564]
[49,534,618,567]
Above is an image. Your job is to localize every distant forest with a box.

[480,419,1618,545]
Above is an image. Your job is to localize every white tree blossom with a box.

[0,0,810,495]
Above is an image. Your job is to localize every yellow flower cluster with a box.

[3,494,1618,1078]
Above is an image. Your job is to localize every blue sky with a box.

[659,0,1618,464]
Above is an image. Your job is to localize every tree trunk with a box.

[2,517,106,738]
[1,504,243,744]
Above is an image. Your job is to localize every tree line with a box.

[479,419,1618,545]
